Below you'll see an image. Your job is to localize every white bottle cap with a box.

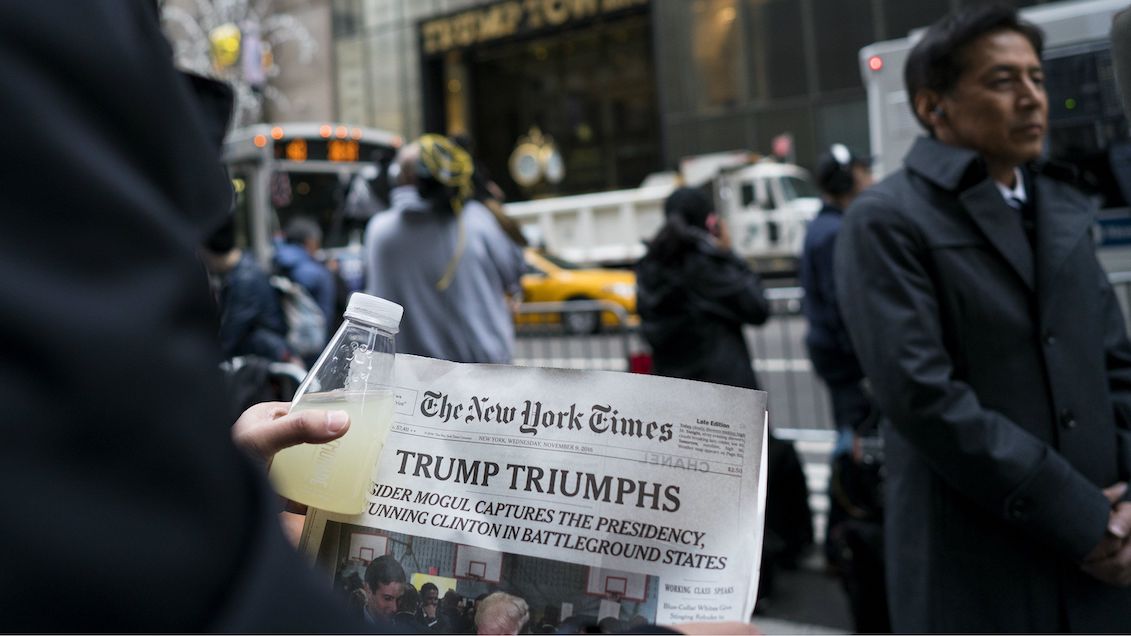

[344,293,403,334]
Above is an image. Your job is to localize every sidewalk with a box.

[753,552,854,634]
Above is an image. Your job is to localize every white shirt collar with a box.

[995,167,1026,206]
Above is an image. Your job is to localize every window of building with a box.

[746,0,809,99]
[881,0,949,39]
[812,0,876,93]
[691,0,742,109]
[332,0,363,38]
[815,99,870,159]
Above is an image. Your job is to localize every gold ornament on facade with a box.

[209,23,242,70]
[509,126,565,188]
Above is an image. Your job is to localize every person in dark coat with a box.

[0,2,366,631]
[203,218,292,362]
[835,5,1131,632]
[274,216,337,323]
[799,144,889,632]
[636,187,769,390]
[801,144,875,452]
[637,187,813,599]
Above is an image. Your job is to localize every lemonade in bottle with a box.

[269,293,402,514]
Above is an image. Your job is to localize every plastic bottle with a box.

[268,293,403,514]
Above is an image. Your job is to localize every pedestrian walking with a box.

[800,144,889,632]
[364,135,524,364]
[801,144,875,455]
[637,186,812,600]
[203,217,293,364]
[274,216,337,326]
[835,5,1131,631]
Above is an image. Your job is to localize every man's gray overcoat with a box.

[836,136,1131,632]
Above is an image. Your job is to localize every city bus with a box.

[860,0,1131,271]
[223,122,402,291]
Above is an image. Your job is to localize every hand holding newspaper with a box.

[298,354,768,629]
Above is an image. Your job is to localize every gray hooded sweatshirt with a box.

[364,185,523,363]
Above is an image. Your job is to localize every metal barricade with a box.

[513,300,648,372]
[513,272,1131,547]
[513,294,831,431]
[512,268,1131,442]
[756,287,833,435]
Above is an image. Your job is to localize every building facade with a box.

[162,0,336,127]
[328,0,1060,199]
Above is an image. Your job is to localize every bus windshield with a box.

[222,123,401,291]
[269,171,375,250]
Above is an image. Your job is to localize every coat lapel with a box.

[904,137,1036,291]
[1033,177,1093,291]
[959,180,1035,291]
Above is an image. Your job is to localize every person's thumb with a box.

[1103,482,1128,505]
[254,409,350,461]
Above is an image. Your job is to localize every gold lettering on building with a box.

[542,0,570,27]
[523,0,545,30]
[602,0,647,11]
[421,0,649,55]
[571,0,601,16]
[451,12,478,49]
[479,2,524,41]
[422,21,451,56]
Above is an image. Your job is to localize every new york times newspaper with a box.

[300,354,767,627]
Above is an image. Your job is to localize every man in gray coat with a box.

[836,5,1131,632]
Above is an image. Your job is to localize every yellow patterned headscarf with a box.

[417,134,475,290]
[418,134,475,214]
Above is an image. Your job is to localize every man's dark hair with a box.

[363,555,406,591]
[204,215,236,254]
[420,582,439,597]
[904,3,1044,132]
[283,216,322,246]
[397,583,419,613]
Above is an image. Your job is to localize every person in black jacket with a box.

[636,187,769,390]
[637,187,812,600]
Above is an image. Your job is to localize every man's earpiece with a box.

[932,105,946,119]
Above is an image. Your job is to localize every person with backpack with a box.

[202,217,295,364]
[274,216,337,323]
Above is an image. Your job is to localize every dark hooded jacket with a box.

[636,227,769,390]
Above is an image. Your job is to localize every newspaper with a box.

[300,354,767,628]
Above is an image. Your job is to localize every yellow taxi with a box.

[518,249,638,333]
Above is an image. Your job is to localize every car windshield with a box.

[780,175,821,201]
[537,251,580,270]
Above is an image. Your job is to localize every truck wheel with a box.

[562,297,600,334]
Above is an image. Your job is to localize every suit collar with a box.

[905,137,1035,289]
[904,137,1094,293]
[903,136,986,191]
[959,180,1035,290]
[1034,177,1094,288]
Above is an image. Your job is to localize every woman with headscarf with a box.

[635,186,770,390]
